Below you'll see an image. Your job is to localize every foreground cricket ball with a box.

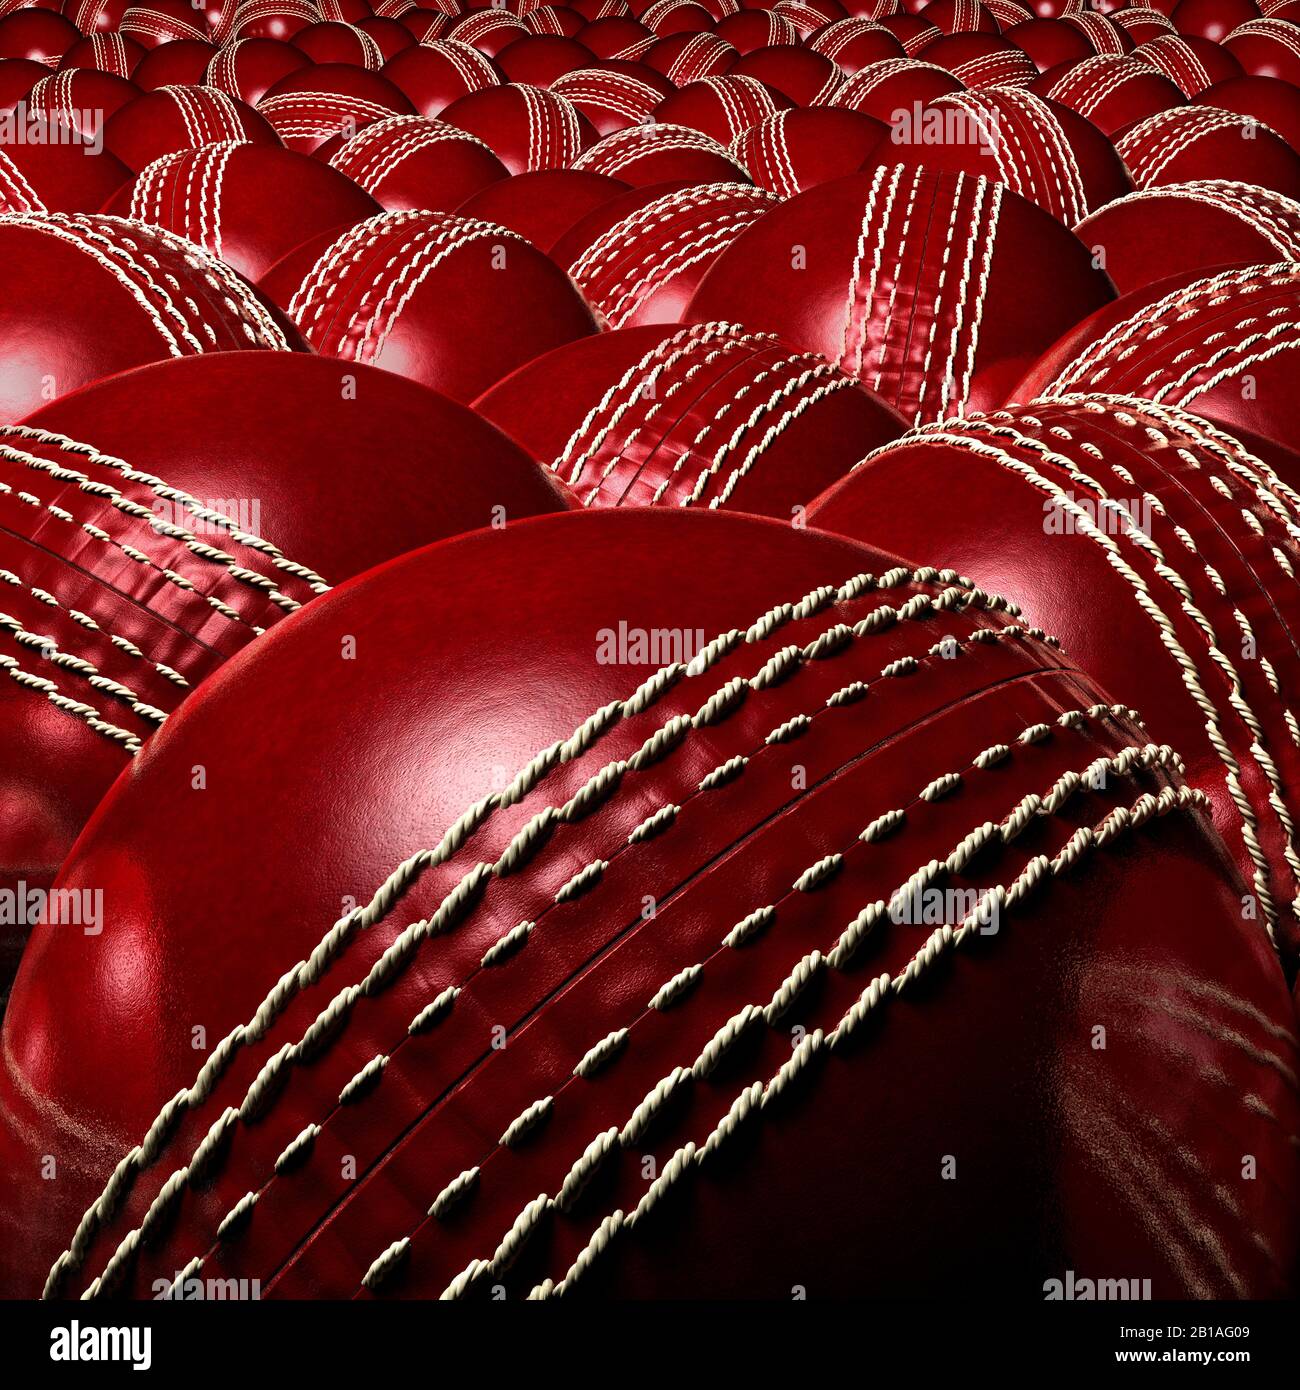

[0,350,570,987]
[0,212,296,423]
[259,209,600,402]
[1012,263,1300,450]
[807,396,1300,967]
[1,506,1293,1301]
[555,180,781,328]
[107,142,383,283]
[686,166,1116,425]
[1074,179,1300,292]
[475,320,905,510]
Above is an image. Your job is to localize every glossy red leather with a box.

[3,508,1293,1302]
[807,397,1300,969]
[0,351,570,995]
[686,167,1116,426]
[475,320,905,510]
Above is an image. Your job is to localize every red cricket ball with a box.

[0,334,570,993]
[1074,179,1300,293]
[554,180,782,327]
[1,507,1291,1300]
[476,319,905,510]
[259,208,600,401]
[808,396,1300,968]
[453,167,630,248]
[686,166,1116,425]
[731,105,889,195]
[381,38,503,116]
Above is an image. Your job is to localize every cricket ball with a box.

[1194,73,1300,151]
[807,395,1300,968]
[1011,263,1300,452]
[1073,179,1300,293]
[1,506,1293,1301]
[22,67,139,139]
[550,61,673,132]
[1113,104,1300,194]
[0,211,297,424]
[381,39,503,117]
[453,167,630,249]
[554,180,782,328]
[825,57,964,119]
[325,114,508,213]
[572,16,654,57]
[119,0,211,48]
[438,82,597,172]
[731,106,889,195]
[873,88,1132,221]
[1171,0,1259,41]
[0,9,79,68]
[642,31,738,82]
[257,64,417,153]
[1032,51,1187,133]
[726,43,844,104]
[715,8,802,51]
[1132,32,1243,92]
[226,0,318,42]
[686,166,1116,425]
[495,33,596,84]
[475,319,905,510]
[572,121,752,183]
[806,16,906,72]
[107,142,383,283]
[1223,17,1300,82]
[0,140,133,215]
[290,19,387,68]
[57,32,145,75]
[128,38,219,91]
[204,35,310,105]
[920,33,1041,87]
[103,84,278,171]
[259,208,599,402]
[0,349,570,993]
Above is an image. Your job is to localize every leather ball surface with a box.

[0,350,570,988]
[475,319,906,510]
[1,507,1293,1302]
[807,396,1300,968]
[686,166,1116,425]
[259,208,600,401]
